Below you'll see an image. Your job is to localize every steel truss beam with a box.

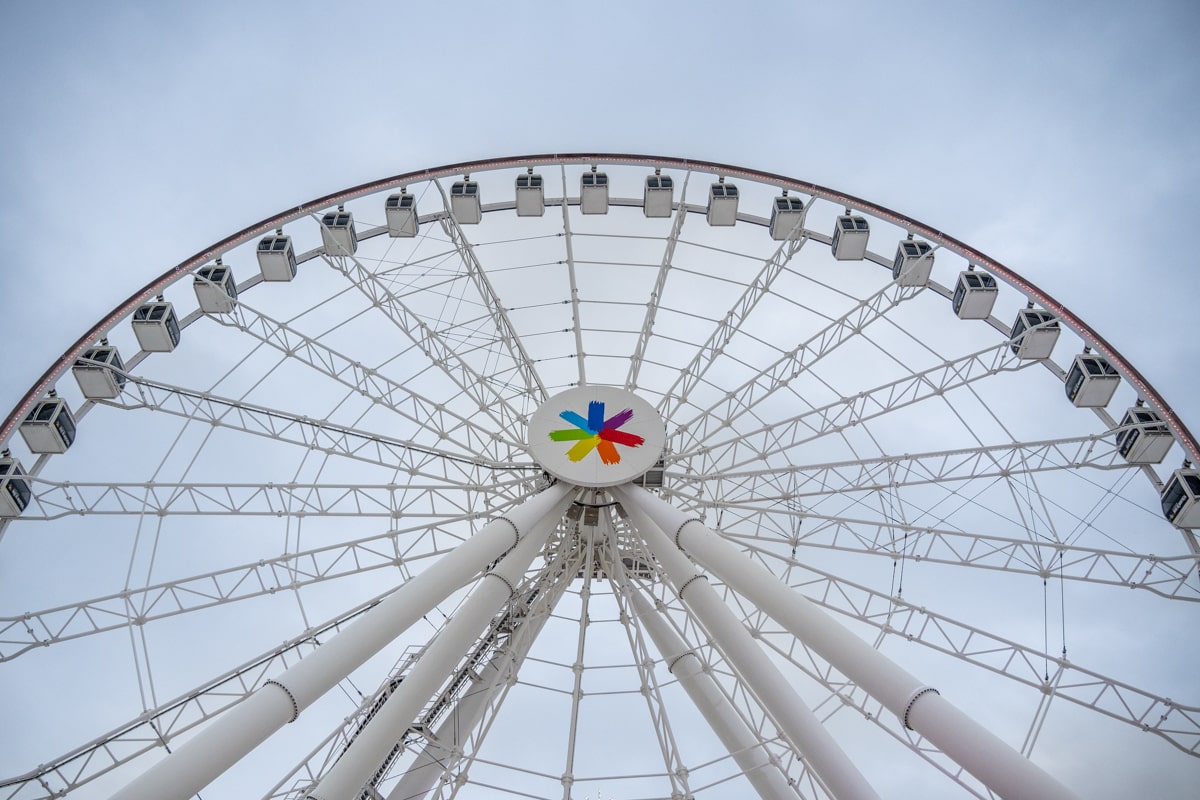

[738,546,1200,758]
[675,339,1040,471]
[257,546,579,799]
[627,171,691,392]
[558,168,587,386]
[667,277,920,454]
[0,594,385,800]
[0,511,501,661]
[213,301,514,465]
[108,484,572,800]
[659,223,809,425]
[317,227,529,443]
[16,476,531,520]
[620,485,1079,800]
[706,513,1200,601]
[676,430,1133,492]
[433,180,546,405]
[101,373,534,482]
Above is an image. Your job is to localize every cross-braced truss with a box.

[1,155,1198,800]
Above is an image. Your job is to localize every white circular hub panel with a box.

[528,386,665,488]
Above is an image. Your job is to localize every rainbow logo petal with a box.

[548,400,645,465]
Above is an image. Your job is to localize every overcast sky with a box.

[1,1,1197,428]
[0,2,1197,798]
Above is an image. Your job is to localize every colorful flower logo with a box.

[549,400,645,464]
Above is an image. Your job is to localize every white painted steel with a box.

[614,486,881,800]
[628,589,798,800]
[618,484,1080,800]
[3,155,1197,799]
[108,483,571,800]
[382,565,569,800]
[308,494,566,799]
[527,386,665,488]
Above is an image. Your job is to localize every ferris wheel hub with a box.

[528,386,665,488]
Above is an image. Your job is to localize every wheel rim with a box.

[2,155,1197,799]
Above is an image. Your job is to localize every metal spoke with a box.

[0,594,385,799]
[215,300,515,464]
[2,154,1195,800]
[100,371,534,480]
[740,542,1200,756]
[667,272,919,454]
[626,170,691,392]
[317,221,528,441]
[18,477,530,519]
[434,179,547,405]
[700,512,1200,600]
[0,512,492,661]
[676,339,1040,470]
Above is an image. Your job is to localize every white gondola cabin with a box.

[831,214,870,260]
[580,169,609,215]
[450,180,482,224]
[132,301,181,352]
[953,271,998,319]
[0,455,31,517]
[1008,309,1059,359]
[1064,353,1120,407]
[193,264,238,314]
[1116,406,1173,464]
[320,209,358,256]
[515,171,545,217]
[257,234,297,281]
[706,182,739,226]
[385,191,419,237]
[644,173,674,218]
[769,194,806,240]
[892,239,934,286]
[72,344,126,399]
[20,397,76,454]
[636,458,666,489]
[1161,469,1200,528]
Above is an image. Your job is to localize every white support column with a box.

[384,556,571,800]
[109,482,572,800]
[628,589,799,800]
[619,484,1079,800]
[613,487,879,800]
[307,494,566,800]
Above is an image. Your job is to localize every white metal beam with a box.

[745,544,1200,757]
[217,301,512,464]
[380,545,580,800]
[107,483,571,800]
[674,339,1040,470]
[306,488,566,799]
[619,485,1079,800]
[626,170,690,392]
[614,487,880,800]
[433,179,547,404]
[702,512,1200,600]
[0,512,493,661]
[18,477,531,519]
[628,588,799,800]
[102,373,532,480]
[666,274,917,453]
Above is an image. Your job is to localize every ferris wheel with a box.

[1,154,1198,800]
